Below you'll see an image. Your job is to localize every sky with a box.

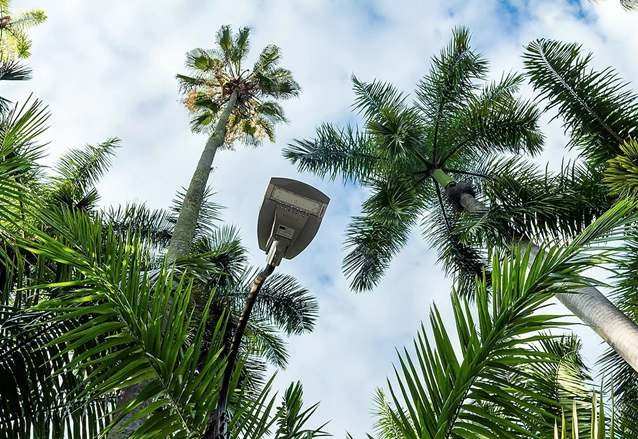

[9,0,638,436]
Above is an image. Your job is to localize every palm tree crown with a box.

[285,27,543,292]
[177,25,300,146]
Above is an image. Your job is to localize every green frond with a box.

[445,72,543,160]
[422,201,488,298]
[243,318,289,369]
[102,203,173,249]
[352,75,408,121]
[382,202,635,438]
[457,157,610,247]
[273,382,330,438]
[0,60,30,81]
[254,66,300,99]
[0,95,48,182]
[216,25,234,64]
[19,219,229,437]
[523,39,638,166]
[248,272,318,335]
[253,44,281,74]
[169,185,222,240]
[605,139,638,198]
[343,177,427,292]
[182,49,226,77]
[232,26,251,65]
[515,335,595,436]
[415,25,487,121]
[228,377,330,439]
[0,306,112,437]
[50,138,119,195]
[0,5,46,61]
[255,100,286,124]
[285,123,381,183]
[186,225,247,289]
[372,389,405,439]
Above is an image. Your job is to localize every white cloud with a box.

[11,0,638,435]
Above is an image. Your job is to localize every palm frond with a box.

[101,202,173,249]
[51,138,119,190]
[0,95,48,176]
[422,199,488,298]
[0,306,112,438]
[285,123,381,184]
[382,201,635,438]
[445,73,543,161]
[21,212,229,437]
[273,382,330,438]
[243,317,289,369]
[458,157,610,247]
[169,185,222,242]
[343,177,428,292]
[0,60,30,81]
[523,39,638,166]
[253,45,281,75]
[235,271,318,335]
[352,75,408,121]
[415,26,487,122]
[605,139,638,198]
[371,389,405,439]
[253,66,300,100]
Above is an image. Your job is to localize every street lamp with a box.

[209,177,329,439]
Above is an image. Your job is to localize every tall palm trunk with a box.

[434,170,638,372]
[166,91,238,262]
[108,94,238,438]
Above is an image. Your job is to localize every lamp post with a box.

[206,177,329,439]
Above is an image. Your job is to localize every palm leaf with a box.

[382,201,636,438]
[523,39,638,166]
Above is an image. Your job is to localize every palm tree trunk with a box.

[166,91,238,262]
[107,94,238,439]
[438,173,638,372]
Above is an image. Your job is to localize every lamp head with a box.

[257,177,330,266]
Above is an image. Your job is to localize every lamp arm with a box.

[205,263,276,439]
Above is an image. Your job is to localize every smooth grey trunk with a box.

[455,188,638,372]
[108,93,238,439]
[166,91,238,263]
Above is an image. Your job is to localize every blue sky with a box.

[13,0,638,435]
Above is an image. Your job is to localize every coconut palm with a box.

[167,25,299,261]
[285,27,638,375]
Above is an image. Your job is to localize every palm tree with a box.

[284,27,638,373]
[522,37,638,430]
[2,205,327,437]
[0,95,320,436]
[167,25,300,262]
[366,202,637,437]
[0,0,45,61]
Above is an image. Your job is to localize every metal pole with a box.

[204,264,276,439]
